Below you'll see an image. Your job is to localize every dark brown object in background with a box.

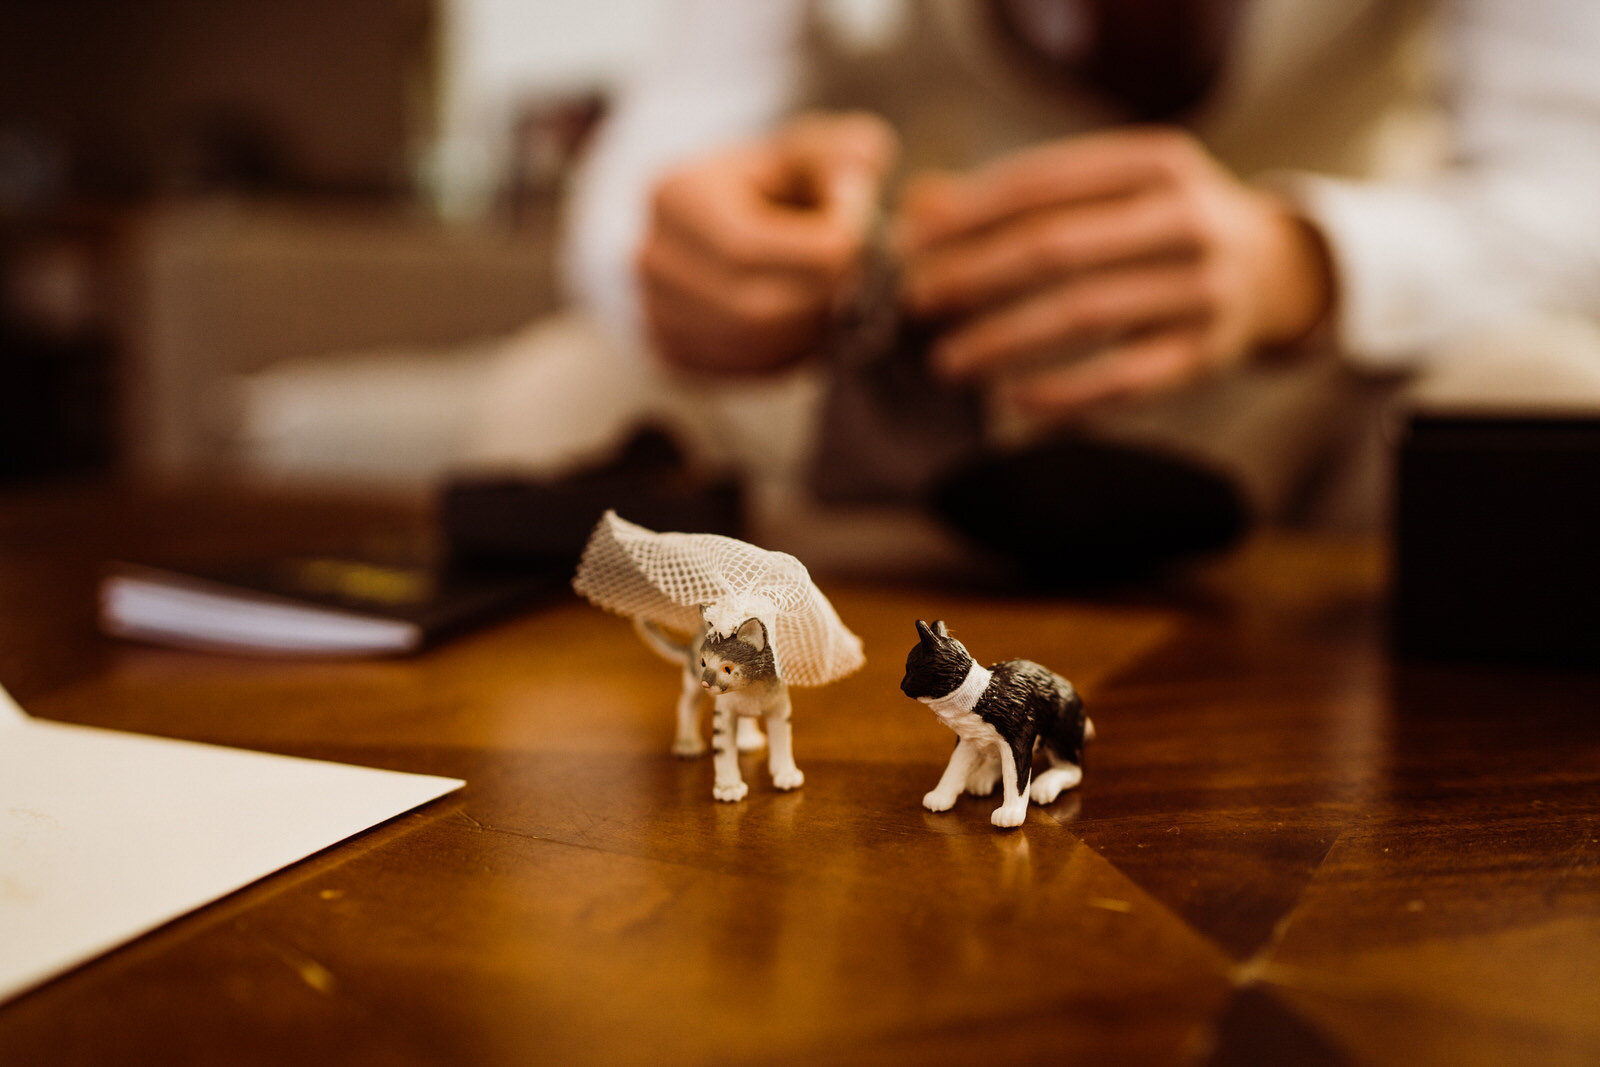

[1393,414,1600,670]
[440,427,744,571]
[0,0,432,199]
[987,0,1246,122]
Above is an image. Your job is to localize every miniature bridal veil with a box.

[571,511,864,686]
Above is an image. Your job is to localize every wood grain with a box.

[0,487,1596,1066]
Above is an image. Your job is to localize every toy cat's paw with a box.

[1029,765,1082,804]
[923,790,958,813]
[672,735,707,758]
[713,780,749,802]
[990,802,1027,828]
[771,766,804,791]
[735,718,767,753]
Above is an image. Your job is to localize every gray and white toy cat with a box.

[901,619,1093,827]
[638,612,802,802]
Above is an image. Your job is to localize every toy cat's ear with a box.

[915,619,936,643]
[932,619,949,637]
[735,617,766,652]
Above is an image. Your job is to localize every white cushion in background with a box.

[229,342,501,489]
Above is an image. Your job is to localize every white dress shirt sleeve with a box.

[1289,0,1600,369]
[561,0,811,360]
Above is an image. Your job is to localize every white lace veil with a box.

[571,511,864,686]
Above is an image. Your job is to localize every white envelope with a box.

[0,682,462,1003]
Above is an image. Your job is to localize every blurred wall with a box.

[0,0,435,200]
[428,0,664,217]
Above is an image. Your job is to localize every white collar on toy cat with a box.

[920,662,992,717]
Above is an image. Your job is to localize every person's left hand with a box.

[896,127,1333,416]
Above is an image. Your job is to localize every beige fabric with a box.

[802,0,1441,183]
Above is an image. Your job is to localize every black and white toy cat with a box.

[639,612,802,802]
[900,619,1093,827]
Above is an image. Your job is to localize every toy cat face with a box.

[900,619,975,700]
[698,616,776,695]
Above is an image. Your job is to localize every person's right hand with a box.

[896,128,1333,417]
[638,111,897,374]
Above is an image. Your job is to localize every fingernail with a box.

[831,168,877,233]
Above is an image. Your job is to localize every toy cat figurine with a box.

[900,619,1092,828]
[639,612,802,802]
[637,618,768,757]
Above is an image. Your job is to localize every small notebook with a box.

[100,555,560,656]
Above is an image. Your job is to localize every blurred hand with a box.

[897,128,1333,416]
[638,111,897,373]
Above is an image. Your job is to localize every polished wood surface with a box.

[1,486,1597,1066]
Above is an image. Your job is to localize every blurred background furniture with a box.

[0,0,652,487]
[118,201,554,484]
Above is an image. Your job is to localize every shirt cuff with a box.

[1272,173,1497,371]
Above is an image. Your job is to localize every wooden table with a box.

[1,486,1597,1066]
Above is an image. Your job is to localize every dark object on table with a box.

[931,435,1249,587]
[1392,413,1600,670]
[810,236,986,505]
[100,554,560,657]
[440,427,744,570]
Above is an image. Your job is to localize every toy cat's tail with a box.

[1042,682,1091,766]
[635,619,692,664]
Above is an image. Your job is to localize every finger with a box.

[653,158,860,277]
[932,260,1212,380]
[645,288,747,371]
[644,278,828,373]
[783,111,898,232]
[1008,327,1211,415]
[898,129,1193,252]
[639,237,832,372]
[819,163,880,237]
[904,188,1202,315]
[639,230,824,324]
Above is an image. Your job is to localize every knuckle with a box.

[1166,195,1219,255]
[1142,129,1205,182]
[1163,170,1209,221]
[844,111,898,163]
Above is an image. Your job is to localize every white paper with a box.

[0,683,462,1003]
